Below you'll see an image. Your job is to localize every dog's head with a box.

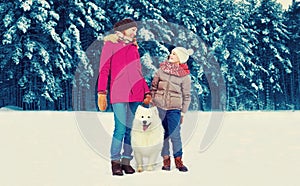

[134,105,159,132]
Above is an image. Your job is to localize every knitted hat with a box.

[113,18,138,32]
[172,47,194,63]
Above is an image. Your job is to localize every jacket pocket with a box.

[153,90,164,106]
[154,90,164,99]
[168,92,182,109]
[158,81,168,90]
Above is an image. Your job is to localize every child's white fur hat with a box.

[172,47,194,63]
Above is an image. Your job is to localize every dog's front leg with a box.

[147,152,159,171]
[134,152,143,172]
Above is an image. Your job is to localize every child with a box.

[151,47,193,172]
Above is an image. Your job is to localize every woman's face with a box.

[123,27,137,39]
[168,50,180,63]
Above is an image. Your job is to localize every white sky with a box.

[277,0,292,9]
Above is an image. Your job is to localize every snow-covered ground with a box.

[0,110,299,186]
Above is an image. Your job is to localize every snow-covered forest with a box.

[0,0,299,111]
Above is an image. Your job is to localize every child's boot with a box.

[174,156,188,172]
[162,156,171,171]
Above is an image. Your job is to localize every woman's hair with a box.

[113,18,137,32]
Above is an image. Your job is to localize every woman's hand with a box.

[97,93,107,111]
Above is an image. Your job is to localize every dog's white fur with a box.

[131,105,164,172]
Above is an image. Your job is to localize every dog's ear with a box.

[135,105,143,116]
[137,105,142,110]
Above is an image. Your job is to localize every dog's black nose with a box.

[143,120,147,124]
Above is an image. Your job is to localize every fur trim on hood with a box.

[103,34,119,43]
[103,33,138,47]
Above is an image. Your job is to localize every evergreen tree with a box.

[234,0,264,110]
[1,0,65,109]
[285,0,300,109]
[0,0,107,110]
[208,0,251,110]
[199,0,256,110]
[54,0,108,110]
[249,0,291,110]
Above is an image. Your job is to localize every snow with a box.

[139,28,155,41]
[0,111,299,186]
[20,0,33,12]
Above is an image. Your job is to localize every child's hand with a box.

[180,112,184,124]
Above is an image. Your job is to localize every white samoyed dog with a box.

[131,105,164,172]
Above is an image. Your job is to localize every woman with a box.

[97,18,151,176]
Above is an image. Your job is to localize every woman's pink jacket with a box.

[97,40,149,104]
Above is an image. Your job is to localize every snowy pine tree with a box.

[249,0,291,110]
[1,0,66,109]
[284,0,300,110]
[205,0,255,110]
[199,0,255,110]
[54,0,108,110]
[0,0,107,110]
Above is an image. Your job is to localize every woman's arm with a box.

[97,42,113,93]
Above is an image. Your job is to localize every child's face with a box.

[168,50,180,63]
[123,27,137,39]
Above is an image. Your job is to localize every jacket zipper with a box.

[164,73,172,108]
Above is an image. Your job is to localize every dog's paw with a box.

[147,165,154,171]
[137,166,143,172]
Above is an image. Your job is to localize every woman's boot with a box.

[121,158,135,174]
[111,160,124,176]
